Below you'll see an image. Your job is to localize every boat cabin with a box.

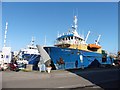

[55,30,84,48]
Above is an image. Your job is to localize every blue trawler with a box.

[44,16,113,70]
[21,37,40,70]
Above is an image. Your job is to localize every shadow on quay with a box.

[66,67,120,89]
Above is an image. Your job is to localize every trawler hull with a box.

[44,47,113,69]
[22,54,40,70]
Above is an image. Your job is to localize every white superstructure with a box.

[21,37,39,55]
[1,47,12,63]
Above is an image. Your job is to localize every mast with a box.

[4,22,8,47]
[95,35,101,45]
[85,31,90,43]
[31,37,35,46]
[73,16,78,31]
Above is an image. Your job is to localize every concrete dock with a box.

[1,67,120,89]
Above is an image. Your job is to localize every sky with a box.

[1,2,118,54]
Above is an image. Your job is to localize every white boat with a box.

[20,37,40,70]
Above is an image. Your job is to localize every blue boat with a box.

[21,37,40,70]
[44,16,113,70]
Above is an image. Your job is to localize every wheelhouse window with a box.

[68,37,70,40]
[71,36,73,39]
[57,39,60,41]
[65,38,67,40]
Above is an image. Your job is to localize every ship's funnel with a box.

[36,45,51,67]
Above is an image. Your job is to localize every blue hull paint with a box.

[44,47,113,69]
[22,54,40,70]
[22,54,40,64]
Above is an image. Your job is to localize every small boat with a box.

[88,44,101,49]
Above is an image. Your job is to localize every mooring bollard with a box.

[47,66,52,73]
